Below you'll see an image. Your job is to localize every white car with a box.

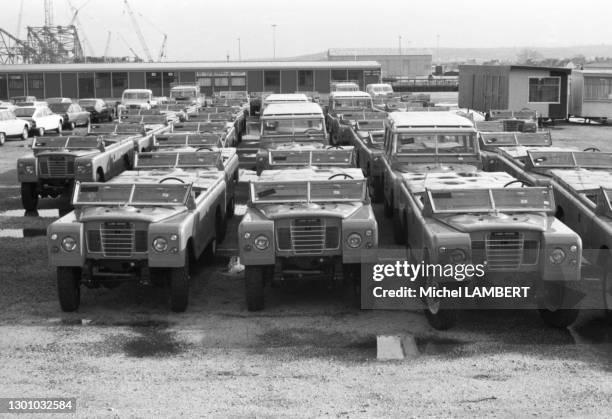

[14,105,63,137]
[0,109,30,145]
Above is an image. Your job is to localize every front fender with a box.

[48,221,85,267]
[238,215,275,265]
[17,156,38,182]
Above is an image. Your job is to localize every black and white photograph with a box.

[0,0,611,417]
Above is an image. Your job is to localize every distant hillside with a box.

[286,45,612,63]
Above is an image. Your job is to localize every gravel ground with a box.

[0,122,611,417]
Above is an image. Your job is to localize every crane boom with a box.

[118,33,141,61]
[123,0,153,62]
[158,34,167,61]
[103,31,111,59]
[67,0,95,56]
[16,0,24,38]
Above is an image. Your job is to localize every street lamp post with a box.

[237,37,241,61]
[272,24,277,60]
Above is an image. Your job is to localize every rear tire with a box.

[69,122,76,131]
[169,252,190,312]
[421,255,457,330]
[21,182,38,212]
[57,267,81,312]
[245,265,265,311]
[601,264,612,324]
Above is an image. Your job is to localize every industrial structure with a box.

[0,61,382,99]
[327,48,432,78]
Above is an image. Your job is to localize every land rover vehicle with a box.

[330,81,360,92]
[88,121,169,153]
[169,85,205,109]
[366,83,394,99]
[486,109,539,132]
[15,105,63,136]
[254,102,328,173]
[261,93,309,111]
[0,109,30,144]
[49,103,91,130]
[118,89,157,114]
[48,150,236,312]
[17,135,136,211]
[239,166,377,310]
[381,112,481,220]
[78,98,114,123]
[348,118,386,201]
[478,131,554,173]
[325,91,381,145]
[393,169,582,330]
[169,121,238,147]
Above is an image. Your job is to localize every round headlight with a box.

[569,245,578,253]
[153,237,168,252]
[347,233,362,248]
[450,249,467,263]
[549,248,566,264]
[61,236,77,252]
[254,235,270,250]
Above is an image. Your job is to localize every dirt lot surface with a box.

[1,122,611,417]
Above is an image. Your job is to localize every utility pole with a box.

[271,24,277,60]
[237,37,241,61]
[398,35,402,55]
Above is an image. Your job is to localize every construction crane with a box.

[123,0,153,62]
[44,0,54,27]
[15,0,24,38]
[103,31,111,59]
[118,32,141,62]
[67,0,95,56]
[158,34,167,61]
[135,10,167,61]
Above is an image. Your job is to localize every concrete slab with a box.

[377,335,419,360]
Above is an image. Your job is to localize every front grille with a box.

[39,157,75,178]
[475,231,526,271]
[85,222,148,257]
[276,218,339,255]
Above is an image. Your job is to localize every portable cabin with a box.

[570,69,612,120]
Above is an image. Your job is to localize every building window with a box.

[8,74,24,90]
[331,69,347,81]
[528,77,560,103]
[28,74,44,90]
[95,73,112,98]
[231,76,246,87]
[112,72,128,96]
[264,70,281,92]
[298,70,314,91]
[163,72,176,89]
[214,77,229,87]
[78,73,95,98]
[584,77,612,100]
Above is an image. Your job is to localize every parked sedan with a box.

[0,109,30,145]
[14,105,63,136]
[49,103,90,130]
[78,98,113,123]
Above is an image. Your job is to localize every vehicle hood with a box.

[35,149,99,158]
[435,212,550,233]
[76,205,186,223]
[254,202,362,219]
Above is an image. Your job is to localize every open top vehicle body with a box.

[487,109,539,132]
[393,168,582,330]
[169,120,238,146]
[325,91,382,145]
[17,135,137,211]
[239,166,377,310]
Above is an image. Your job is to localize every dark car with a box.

[78,98,114,123]
[49,103,90,130]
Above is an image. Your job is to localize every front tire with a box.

[169,252,190,312]
[21,182,38,211]
[0,132,5,146]
[538,281,579,329]
[601,264,612,324]
[245,266,265,311]
[21,126,28,141]
[69,122,76,131]
[57,267,81,312]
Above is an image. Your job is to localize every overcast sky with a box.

[2,0,612,61]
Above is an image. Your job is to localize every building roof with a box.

[574,69,612,76]
[0,60,381,73]
[389,112,475,128]
[328,48,432,58]
[459,64,571,73]
[262,102,323,116]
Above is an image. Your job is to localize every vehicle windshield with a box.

[170,89,196,99]
[262,118,325,136]
[395,133,476,154]
[33,137,109,149]
[253,179,364,203]
[529,151,612,169]
[14,107,35,117]
[136,152,220,168]
[429,188,554,213]
[75,183,190,205]
[123,92,151,100]
[49,103,70,112]
[333,99,372,110]
[155,134,220,148]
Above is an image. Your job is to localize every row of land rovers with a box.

[20,90,611,331]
